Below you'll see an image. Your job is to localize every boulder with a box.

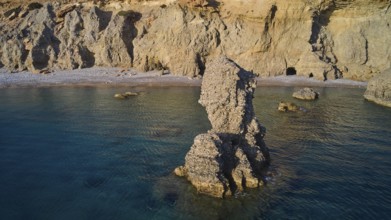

[292,88,319,100]
[114,91,138,99]
[278,101,299,112]
[175,57,270,198]
[364,68,391,108]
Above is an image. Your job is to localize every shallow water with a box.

[0,86,390,219]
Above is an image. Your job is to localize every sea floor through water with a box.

[0,86,390,219]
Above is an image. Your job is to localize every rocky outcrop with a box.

[277,101,307,112]
[364,68,391,107]
[0,0,390,81]
[174,57,270,198]
[293,88,319,100]
[114,91,138,99]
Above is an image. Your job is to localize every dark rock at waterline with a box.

[277,101,307,112]
[364,68,391,108]
[114,91,138,99]
[278,101,299,112]
[174,57,270,198]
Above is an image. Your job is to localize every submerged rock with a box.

[114,91,138,99]
[364,68,391,108]
[278,101,301,112]
[175,57,270,198]
[292,88,319,100]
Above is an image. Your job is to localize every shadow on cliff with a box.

[206,0,221,8]
[118,10,142,66]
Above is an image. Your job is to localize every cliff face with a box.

[364,68,391,107]
[0,0,390,81]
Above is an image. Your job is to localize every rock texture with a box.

[175,57,270,198]
[277,101,307,112]
[292,88,319,100]
[364,68,391,107]
[0,0,390,81]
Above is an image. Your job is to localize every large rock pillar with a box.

[175,57,270,198]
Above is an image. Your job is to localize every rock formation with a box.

[292,88,319,100]
[114,91,138,99]
[174,57,270,198]
[277,101,306,112]
[364,68,391,108]
[0,0,390,81]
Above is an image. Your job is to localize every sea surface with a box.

[0,86,390,220]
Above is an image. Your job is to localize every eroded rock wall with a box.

[0,0,390,81]
[364,67,391,107]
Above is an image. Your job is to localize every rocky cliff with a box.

[1,0,390,81]
[364,67,391,107]
[175,57,270,197]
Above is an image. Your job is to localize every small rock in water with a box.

[278,101,299,112]
[114,93,126,99]
[292,87,319,100]
[124,92,138,96]
[114,92,138,99]
[278,101,306,112]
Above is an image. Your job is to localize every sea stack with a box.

[175,57,270,198]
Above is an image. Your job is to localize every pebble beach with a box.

[0,67,367,89]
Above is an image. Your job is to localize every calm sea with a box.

[0,86,390,220]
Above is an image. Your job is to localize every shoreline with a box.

[0,67,367,89]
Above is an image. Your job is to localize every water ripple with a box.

[0,87,390,219]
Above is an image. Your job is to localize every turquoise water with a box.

[0,86,390,219]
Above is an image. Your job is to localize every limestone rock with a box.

[23,4,58,73]
[57,10,85,69]
[56,4,77,19]
[364,68,391,108]
[99,11,139,67]
[1,39,28,72]
[0,0,390,81]
[292,88,319,100]
[132,4,222,77]
[176,57,270,198]
[278,101,299,112]
[114,91,138,99]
